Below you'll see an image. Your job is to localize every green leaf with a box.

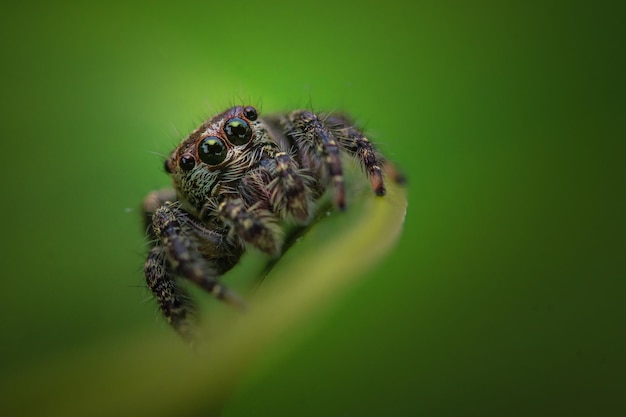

[2,181,407,417]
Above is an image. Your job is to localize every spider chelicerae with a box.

[142,105,404,339]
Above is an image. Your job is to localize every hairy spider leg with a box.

[143,187,177,239]
[218,198,283,256]
[342,128,386,196]
[151,203,247,309]
[287,111,346,210]
[342,129,388,195]
[270,151,311,222]
[143,188,198,339]
[144,246,197,340]
[325,114,406,195]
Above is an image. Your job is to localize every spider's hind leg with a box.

[325,114,406,194]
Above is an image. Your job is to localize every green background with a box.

[1,0,624,416]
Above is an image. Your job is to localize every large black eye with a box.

[223,117,252,145]
[198,136,227,165]
[243,106,258,121]
[179,154,196,171]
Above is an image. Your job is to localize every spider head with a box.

[163,105,262,212]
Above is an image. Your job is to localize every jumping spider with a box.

[143,105,404,339]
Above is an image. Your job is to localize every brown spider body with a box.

[142,105,403,339]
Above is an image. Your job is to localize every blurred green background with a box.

[0,0,624,416]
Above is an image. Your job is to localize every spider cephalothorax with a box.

[142,105,404,339]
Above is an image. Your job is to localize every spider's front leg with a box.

[217,197,283,257]
[217,151,309,256]
[269,151,312,223]
[144,245,196,340]
[143,189,197,339]
[150,202,246,308]
[143,191,246,338]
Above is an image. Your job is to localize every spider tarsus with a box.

[368,167,386,197]
[384,161,407,185]
[218,287,248,311]
[291,206,310,223]
[331,175,346,209]
[333,194,346,211]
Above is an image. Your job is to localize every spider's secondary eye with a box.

[179,154,195,171]
[164,159,172,173]
[224,118,252,145]
[198,136,227,165]
[243,106,258,121]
